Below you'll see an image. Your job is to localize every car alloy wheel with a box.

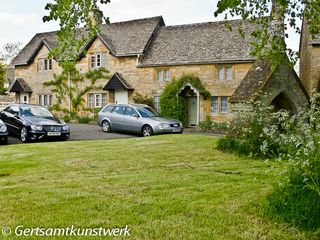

[20,127,29,143]
[102,121,111,133]
[142,125,153,137]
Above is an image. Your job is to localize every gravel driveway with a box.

[7,123,137,145]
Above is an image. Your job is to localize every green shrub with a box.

[160,74,210,126]
[218,94,320,229]
[199,116,229,132]
[132,93,154,108]
[62,115,72,123]
[77,116,93,124]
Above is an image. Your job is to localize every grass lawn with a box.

[0,135,315,239]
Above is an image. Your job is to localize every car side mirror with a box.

[13,112,19,118]
[133,114,139,118]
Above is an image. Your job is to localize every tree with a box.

[0,42,22,65]
[0,63,6,95]
[214,0,320,65]
[43,0,110,117]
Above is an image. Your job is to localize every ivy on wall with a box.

[159,74,210,126]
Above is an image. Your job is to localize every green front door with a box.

[187,97,197,127]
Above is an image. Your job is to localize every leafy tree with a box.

[44,67,109,115]
[0,63,6,95]
[43,0,110,117]
[214,0,320,65]
[0,42,22,65]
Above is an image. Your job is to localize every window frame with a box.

[38,94,53,107]
[216,65,234,81]
[210,96,230,114]
[88,93,107,108]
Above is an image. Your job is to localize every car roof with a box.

[107,103,149,108]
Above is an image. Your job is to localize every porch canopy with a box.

[103,72,134,91]
[9,78,32,93]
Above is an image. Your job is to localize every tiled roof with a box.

[139,19,257,67]
[9,78,32,93]
[12,16,164,66]
[103,72,133,90]
[230,60,274,103]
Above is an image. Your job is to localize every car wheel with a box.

[20,127,29,143]
[142,125,153,137]
[1,138,8,145]
[101,120,111,133]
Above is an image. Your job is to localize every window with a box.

[88,93,107,108]
[124,107,137,117]
[156,68,171,81]
[38,58,53,72]
[154,95,160,112]
[218,67,224,80]
[95,94,101,108]
[220,96,229,113]
[226,67,232,80]
[38,95,52,106]
[211,96,229,113]
[90,53,105,69]
[157,70,163,81]
[217,65,234,81]
[91,55,96,68]
[112,106,125,115]
[211,96,218,113]
[164,70,170,81]
[88,94,94,108]
[96,54,101,67]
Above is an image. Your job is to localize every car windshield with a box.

[20,106,53,118]
[136,107,159,118]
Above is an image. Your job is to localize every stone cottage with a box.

[10,16,309,126]
[300,19,320,96]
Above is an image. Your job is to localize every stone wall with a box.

[300,21,320,97]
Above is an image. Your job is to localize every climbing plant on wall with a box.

[159,74,210,126]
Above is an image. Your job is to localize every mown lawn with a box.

[0,135,314,239]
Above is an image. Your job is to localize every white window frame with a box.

[38,94,53,106]
[38,58,53,72]
[88,93,107,108]
[90,53,102,69]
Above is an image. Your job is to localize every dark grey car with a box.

[0,119,8,144]
[97,103,183,137]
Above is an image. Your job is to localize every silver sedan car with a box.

[97,103,183,137]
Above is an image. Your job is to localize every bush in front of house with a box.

[159,74,210,126]
[132,93,155,108]
[217,94,320,229]
[198,116,229,133]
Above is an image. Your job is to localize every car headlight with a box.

[62,124,69,131]
[0,125,7,133]
[159,123,170,129]
[31,125,43,131]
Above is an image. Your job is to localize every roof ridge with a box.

[164,18,252,28]
[108,16,163,25]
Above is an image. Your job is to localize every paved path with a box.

[6,124,223,145]
[7,124,137,145]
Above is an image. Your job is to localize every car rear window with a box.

[102,106,114,113]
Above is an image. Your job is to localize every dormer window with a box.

[90,53,106,69]
[38,58,52,72]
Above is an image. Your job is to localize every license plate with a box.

[173,129,181,132]
[47,132,61,136]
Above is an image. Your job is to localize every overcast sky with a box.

[0,0,300,53]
